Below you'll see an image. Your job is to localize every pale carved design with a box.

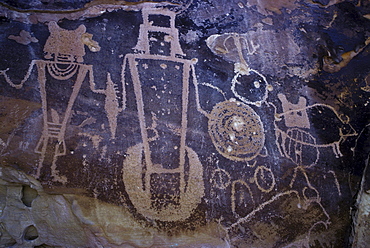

[0,21,115,184]
[208,100,265,162]
[121,6,204,221]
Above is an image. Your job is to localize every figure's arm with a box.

[87,65,105,94]
[0,60,36,89]
[120,56,128,111]
[191,63,210,118]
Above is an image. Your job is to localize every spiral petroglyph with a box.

[208,100,265,162]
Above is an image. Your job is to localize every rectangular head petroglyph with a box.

[278,93,310,129]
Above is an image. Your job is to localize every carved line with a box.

[254,165,275,193]
[191,64,210,117]
[231,179,255,216]
[231,68,270,107]
[227,190,301,230]
[199,82,227,100]
[0,60,35,89]
[180,61,191,179]
[211,168,231,189]
[328,170,342,196]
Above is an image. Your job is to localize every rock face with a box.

[0,0,369,247]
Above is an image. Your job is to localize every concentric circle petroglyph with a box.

[208,100,264,161]
[46,62,79,80]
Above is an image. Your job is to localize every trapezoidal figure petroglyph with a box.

[121,6,204,222]
[0,21,119,183]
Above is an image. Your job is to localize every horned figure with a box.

[0,21,118,183]
[274,93,357,166]
[44,22,87,63]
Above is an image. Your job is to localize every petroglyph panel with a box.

[0,0,369,247]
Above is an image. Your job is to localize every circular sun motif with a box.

[208,100,265,161]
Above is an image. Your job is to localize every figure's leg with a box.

[48,66,88,182]
[34,62,49,178]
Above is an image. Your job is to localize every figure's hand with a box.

[0,68,9,75]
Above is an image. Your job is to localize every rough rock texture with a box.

[0,0,369,247]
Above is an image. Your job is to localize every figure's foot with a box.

[52,173,68,184]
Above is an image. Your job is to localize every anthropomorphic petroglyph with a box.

[121,6,204,221]
[0,21,118,183]
[274,93,357,163]
[44,22,87,63]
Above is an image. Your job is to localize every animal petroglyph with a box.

[8,30,38,45]
[0,21,120,183]
[208,99,265,162]
[274,93,357,163]
[120,6,204,221]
